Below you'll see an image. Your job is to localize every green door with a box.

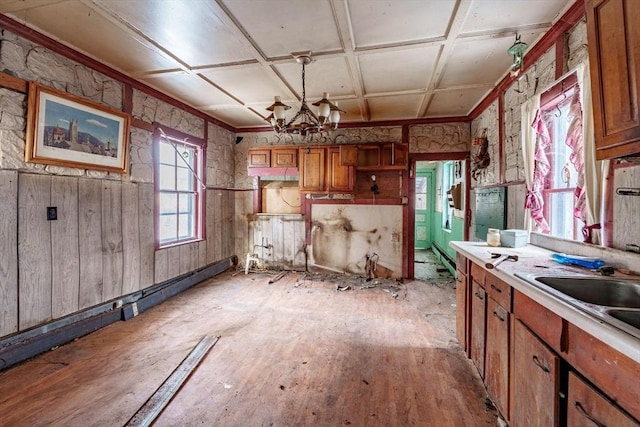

[415,170,434,249]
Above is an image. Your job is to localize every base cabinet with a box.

[457,259,640,427]
[485,297,510,419]
[567,372,638,427]
[470,280,486,378]
[512,320,560,427]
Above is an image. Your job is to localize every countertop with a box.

[450,241,640,363]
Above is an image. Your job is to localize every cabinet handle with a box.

[574,402,606,427]
[474,292,484,300]
[531,355,550,373]
[490,284,502,293]
[492,311,505,322]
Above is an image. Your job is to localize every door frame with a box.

[414,168,435,250]
[405,151,470,279]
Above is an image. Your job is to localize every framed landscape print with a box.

[25,82,131,174]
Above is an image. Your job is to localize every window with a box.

[538,75,584,240]
[155,128,205,247]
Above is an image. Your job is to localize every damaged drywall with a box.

[310,205,403,278]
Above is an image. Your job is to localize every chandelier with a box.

[266,54,344,136]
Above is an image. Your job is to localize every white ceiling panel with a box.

[368,94,425,121]
[428,87,490,117]
[3,0,180,74]
[203,105,267,128]
[358,46,439,94]
[218,0,342,59]
[462,0,570,34]
[348,0,456,47]
[274,57,354,101]
[139,73,238,109]
[93,0,255,67]
[0,0,578,130]
[200,64,289,106]
[438,37,517,88]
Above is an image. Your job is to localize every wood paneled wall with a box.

[249,214,306,270]
[0,171,236,338]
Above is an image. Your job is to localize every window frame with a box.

[153,127,206,249]
[538,73,582,240]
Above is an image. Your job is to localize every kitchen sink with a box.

[534,277,640,308]
[606,309,640,330]
[515,273,640,340]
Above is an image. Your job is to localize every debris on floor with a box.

[268,271,288,284]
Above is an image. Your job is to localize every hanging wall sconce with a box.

[507,34,528,78]
[370,175,379,195]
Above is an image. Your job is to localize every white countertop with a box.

[450,241,640,363]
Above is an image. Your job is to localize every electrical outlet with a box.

[47,206,57,221]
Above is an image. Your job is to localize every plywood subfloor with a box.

[0,271,496,426]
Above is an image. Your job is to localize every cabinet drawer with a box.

[567,371,639,427]
[486,272,511,311]
[566,323,640,422]
[513,290,564,354]
[456,253,467,274]
[470,262,486,286]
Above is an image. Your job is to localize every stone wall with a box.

[0,28,236,338]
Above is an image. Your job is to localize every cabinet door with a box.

[485,297,510,419]
[299,148,325,192]
[586,0,640,159]
[327,148,354,192]
[272,148,297,168]
[470,279,486,378]
[339,145,358,166]
[512,320,560,427]
[567,372,639,427]
[456,269,468,352]
[248,148,271,168]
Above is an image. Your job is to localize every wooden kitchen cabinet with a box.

[326,147,354,192]
[455,253,469,352]
[567,371,639,427]
[272,147,297,168]
[512,320,560,427]
[299,147,325,192]
[586,0,640,159]
[247,148,271,168]
[485,295,511,420]
[470,275,486,378]
[339,144,358,167]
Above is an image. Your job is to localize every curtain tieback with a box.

[582,223,601,244]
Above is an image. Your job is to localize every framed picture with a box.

[25,82,131,174]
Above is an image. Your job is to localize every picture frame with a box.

[25,82,131,174]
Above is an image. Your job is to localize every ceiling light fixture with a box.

[266,53,344,137]
[507,34,528,78]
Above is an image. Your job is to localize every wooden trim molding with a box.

[0,71,28,93]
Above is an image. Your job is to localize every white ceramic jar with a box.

[487,228,501,247]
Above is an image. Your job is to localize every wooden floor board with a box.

[0,271,496,426]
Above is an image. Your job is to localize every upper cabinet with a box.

[298,147,326,192]
[586,0,640,159]
[271,148,297,168]
[247,148,271,168]
[340,143,408,170]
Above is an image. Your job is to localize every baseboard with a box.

[431,243,456,275]
[0,256,237,371]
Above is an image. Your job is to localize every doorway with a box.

[406,154,469,280]
[414,168,434,249]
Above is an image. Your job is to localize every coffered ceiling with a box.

[0,0,575,131]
